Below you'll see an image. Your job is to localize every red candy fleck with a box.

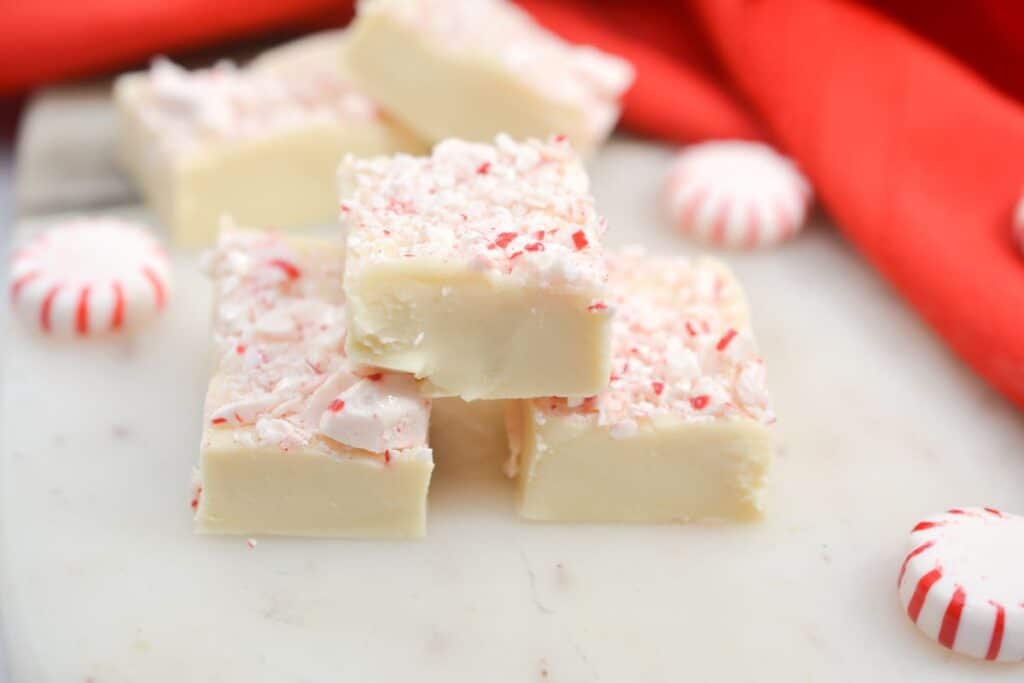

[493,232,518,249]
[387,197,414,213]
[524,242,545,253]
[108,282,125,331]
[652,381,664,396]
[690,395,710,410]
[572,230,588,250]
[142,266,166,310]
[75,285,91,335]
[236,344,246,355]
[588,301,607,312]
[685,321,698,337]
[509,250,523,260]
[190,486,202,510]
[9,270,39,302]
[534,230,546,240]
[328,399,345,412]
[476,162,491,175]
[211,417,227,425]
[384,449,392,464]
[367,372,383,381]
[554,134,567,143]
[716,328,738,351]
[40,283,62,332]
[267,259,301,281]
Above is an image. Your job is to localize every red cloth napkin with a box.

[0,1,351,93]
[521,0,1024,410]
[4,1,1024,409]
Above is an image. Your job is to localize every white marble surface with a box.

[3,139,1024,682]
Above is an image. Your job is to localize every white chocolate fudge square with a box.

[345,0,634,155]
[115,32,424,247]
[339,135,613,400]
[195,229,433,538]
[508,251,775,522]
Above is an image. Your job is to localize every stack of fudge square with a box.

[115,0,776,539]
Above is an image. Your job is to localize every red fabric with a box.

[3,1,1024,407]
[0,1,352,93]
[693,0,1024,408]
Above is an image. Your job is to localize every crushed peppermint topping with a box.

[267,258,302,280]
[202,229,430,458]
[125,56,379,155]
[532,249,774,430]
[364,0,634,140]
[339,135,608,291]
[572,230,589,250]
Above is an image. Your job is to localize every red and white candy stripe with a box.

[662,141,812,248]
[898,507,1024,662]
[8,217,172,337]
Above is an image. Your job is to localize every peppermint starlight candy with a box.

[898,507,1024,662]
[662,141,812,248]
[8,217,172,337]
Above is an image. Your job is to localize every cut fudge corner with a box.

[194,228,435,539]
[338,133,615,400]
[503,249,777,524]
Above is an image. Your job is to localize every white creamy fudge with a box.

[429,398,509,465]
[345,0,634,155]
[339,135,613,400]
[507,250,775,522]
[195,229,433,538]
[115,31,424,247]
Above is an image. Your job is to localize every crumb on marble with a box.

[111,424,133,440]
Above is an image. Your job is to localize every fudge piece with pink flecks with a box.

[339,134,613,400]
[194,228,433,538]
[506,249,776,523]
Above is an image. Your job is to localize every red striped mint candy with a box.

[662,141,812,248]
[898,507,1024,662]
[8,217,172,337]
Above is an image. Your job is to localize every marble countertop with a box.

[2,100,1024,680]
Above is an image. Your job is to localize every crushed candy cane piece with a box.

[202,229,431,456]
[319,374,429,453]
[339,135,606,291]
[531,249,773,428]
